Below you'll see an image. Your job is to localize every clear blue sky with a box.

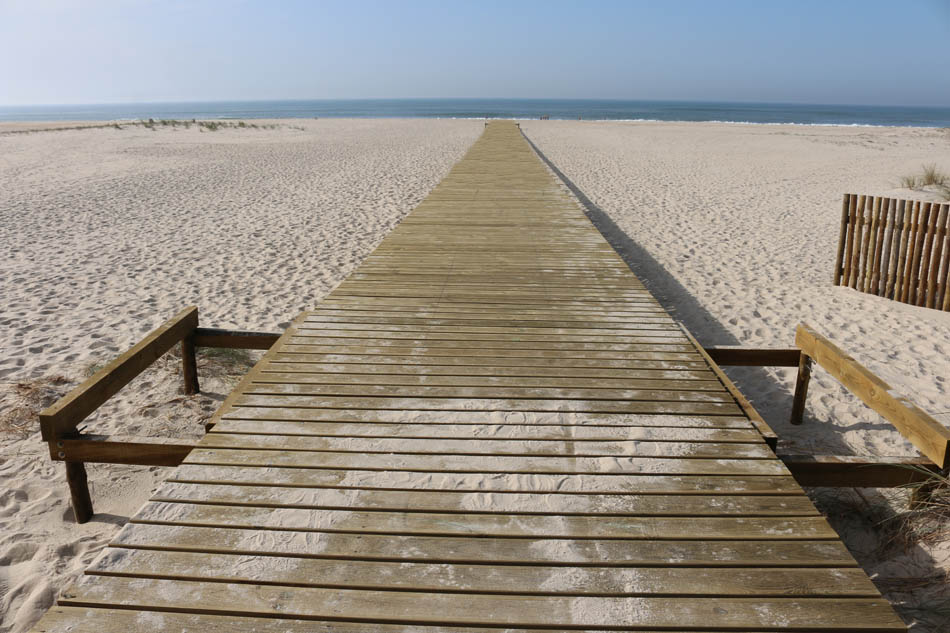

[2,0,949,106]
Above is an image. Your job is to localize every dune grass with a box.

[4,119,305,135]
[901,163,950,200]
[0,375,72,437]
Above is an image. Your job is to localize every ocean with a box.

[1,98,949,127]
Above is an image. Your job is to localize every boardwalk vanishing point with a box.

[32,121,906,631]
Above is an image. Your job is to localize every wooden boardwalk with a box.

[33,121,905,632]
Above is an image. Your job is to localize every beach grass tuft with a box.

[0,375,73,437]
[899,164,950,199]
[920,163,949,187]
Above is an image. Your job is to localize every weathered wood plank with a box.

[87,548,878,596]
[168,464,800,494]
[197,433,771,458]
[111,523,855,566]
[208,419,762,441]
[57,576,906,630]
[183,448,789,475]
[220,408,756,428]
[130,501,836,539]
[151,482,814,516]
[233,394,745,416]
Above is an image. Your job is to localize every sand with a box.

[1,118,949,631]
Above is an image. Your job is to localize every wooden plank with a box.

[278,344,701,361]
[240,383,736,404]
[269,352,711,371]
[38,306,198,440]
[254,371,723,390]
[208,419,762,441]
[196,433,772,459]
[56,576,907,630]
[38,606,741,633]
[151,482,814,516]
[284,337,695,352]
[232,394,745,416]
[133,501,834,538]
[220,407,755,428]
[87,548,879,597]
[183,448,789,475]
[169,464,801,494]
[111,523,856,566]
[796,323,950,468]
[291,330,689,344]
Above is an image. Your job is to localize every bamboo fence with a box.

[834,194,950,311]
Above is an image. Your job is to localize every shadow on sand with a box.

[523,131,947,630]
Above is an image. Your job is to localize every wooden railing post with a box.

[789,353,813,426]
[65,460,93,523]
[181,334,199,395]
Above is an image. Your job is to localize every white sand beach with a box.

[2,119,949,631]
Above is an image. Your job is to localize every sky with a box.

[1,0,949,107]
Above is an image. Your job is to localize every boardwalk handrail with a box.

[792,322,950,470]
[697,330,947,490]
[38,306,279,522]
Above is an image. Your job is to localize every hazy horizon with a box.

[2,0,949,107]
[6,97,950,109]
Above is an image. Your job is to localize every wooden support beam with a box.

[780,454,940,487]
[789,353,814,426]
[54,438,193,467]
[38,307,199,441]
[796,323,950,469]
[703,347,801,367]
[192,327,280,350]
[181,335,200,395]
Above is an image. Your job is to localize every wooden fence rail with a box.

[786,323,949,500]
[38,306,280,523]
[834,194,950,310]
